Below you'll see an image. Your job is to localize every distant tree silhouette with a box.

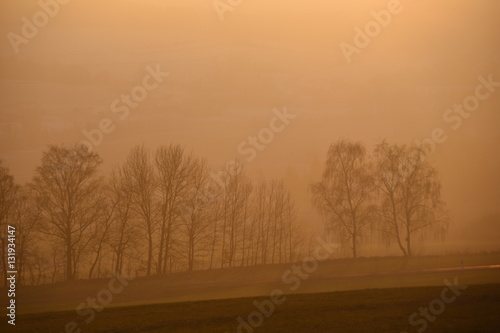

[31,144,103,281]
[0,161,19,286]
[312,140,375,258]
[11,186,40,285]
[108,167,139,276]
[220,161,252,268]
[155,144,195,274]
[179,157,218,272]
[123,145,157,276]
[374,141,448,257]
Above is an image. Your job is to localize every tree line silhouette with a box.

[0,139,448,285]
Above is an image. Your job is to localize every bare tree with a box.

[155,144,194,274]
[108,168,139,275]
[207,182,223,270]
[374,142,448,257]
[220,161,252,268]
[179,157,218,272]
[311,140,375,258]
[11,186,40,285]
[280,185,301,263]
[88,185,116,279]
[31,144,103,281]
[123,145,158,276]
[0,161,19,286]
[269,181,283,264]
[250,180,301,265]
[254,182,271,265]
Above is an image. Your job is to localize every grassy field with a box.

[2,253,500,332]
[8,283,500,332]
[16,252,500,315]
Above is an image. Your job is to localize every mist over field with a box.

[0,1,499,332]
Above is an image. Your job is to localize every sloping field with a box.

[16,252,500,315]
[9,284,500,333]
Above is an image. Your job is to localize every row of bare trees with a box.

[312,140,449,258]
[0,162,40,287]
[0,139,450,284]
[0,143,303,284]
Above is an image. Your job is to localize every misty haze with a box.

[0,0,499,332]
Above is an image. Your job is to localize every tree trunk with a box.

[406,232,412,257]
[157,212,166,274]
[352,235,357,259]
[66,240,74,281]
[209,219,217,270]
[146,231,153,276]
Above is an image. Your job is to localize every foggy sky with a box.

[0,0,499,246]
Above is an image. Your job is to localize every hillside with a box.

[11,284,500,332]
[16,252,500,315]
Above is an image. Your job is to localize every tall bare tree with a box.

[155,144,194,274]
[123,145,157,276]
[0,161,19,286]
[250,180,301,265]
[179,157,218,272]
[88,185,116,279]
[220,161,252,268]
[108,168,138,275]
[11,186,40,285]
[253,182,271,265]
[31,144,103,281]
[312,140,375,258]
[207,182,223,270]
[374,142,448,256]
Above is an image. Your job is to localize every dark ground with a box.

[6,283,500,333]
